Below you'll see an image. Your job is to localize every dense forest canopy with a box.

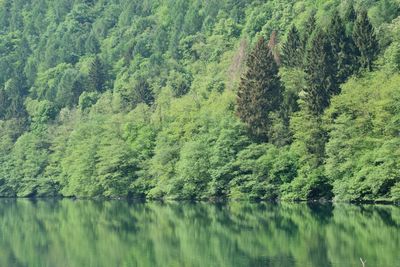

[0,0,399,202]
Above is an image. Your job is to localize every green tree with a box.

[0,87,10,119]
[88,56,107,92]
[301,10,316,50]
[325,71,400,201]
[343,4,356,35]
[281,25,303,68]
[4,78,27,119]
[131,77,154,107]
[56,69,85,108]
[174,139,211,199]
[236,37,283,141]
[8,132,55,197]
[353,10,379,71]
[328,10,357,84]
[304,29,338,115]
[283,108,331,201]
[25,98,57,131]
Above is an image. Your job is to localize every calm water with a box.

[0,200,399,267]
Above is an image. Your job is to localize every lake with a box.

[0,199,398,267]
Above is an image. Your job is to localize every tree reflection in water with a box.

[0,199,398,267]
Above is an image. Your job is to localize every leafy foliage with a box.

[0,0,398,202]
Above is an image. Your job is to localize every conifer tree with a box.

[281,25,303,68]
[344,5,362,72]
[328,10,357,84]
[344,4,357,34]
[0,87,9,119]
[88,56,107,92]
[352,10,379,71]
[85,32,100,54]
[301,11,316,50]
[304,29,338,115]
[132,78,154,106]
[236,37,283,141]
[347,4,357,21]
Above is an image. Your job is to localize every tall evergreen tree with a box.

[88,56,107,92]
[304,29,338,115]
[236,37,283,141]
[85,32,100,54]
[352,10,379,71]
[344,4,357,35]
[301,10,316,50]
[0,87,9,119]
[132,78,154,106]
[281,24,303,68]
[328,10,357,84]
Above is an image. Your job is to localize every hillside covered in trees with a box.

[0,0,399,202]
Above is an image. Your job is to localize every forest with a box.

[0,0,399,202]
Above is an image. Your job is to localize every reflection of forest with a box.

[0,200,398,267]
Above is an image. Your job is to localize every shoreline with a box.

[0,196,398,205]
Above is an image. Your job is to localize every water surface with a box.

[0,200,399,267]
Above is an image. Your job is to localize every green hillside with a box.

[0,0,399,201]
